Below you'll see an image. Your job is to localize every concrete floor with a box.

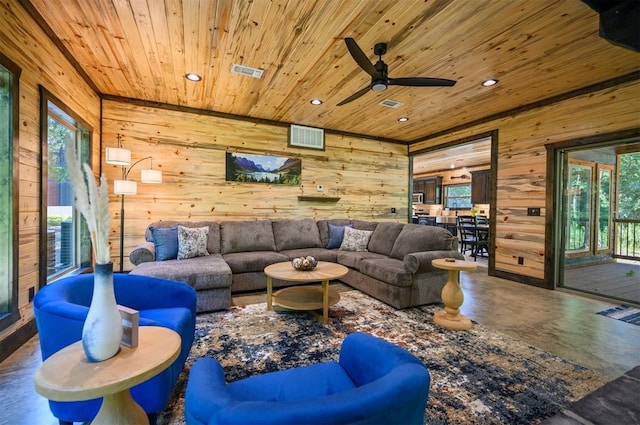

[1,257,639,425]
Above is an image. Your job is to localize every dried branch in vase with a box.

[64,137,112,264]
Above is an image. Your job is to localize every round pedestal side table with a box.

[431,258,478,330]
[35,326,180,425]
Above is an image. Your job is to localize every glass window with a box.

[566,162,592,253]
[444,184,472,209]
[0,54,20,330]
[40,89,92,285]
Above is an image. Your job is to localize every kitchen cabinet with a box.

[413,176,442,204]
[471,169,491,204]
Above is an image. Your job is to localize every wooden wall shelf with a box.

[297,196,341,202]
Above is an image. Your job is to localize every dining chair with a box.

[475,215,489,225]
[474,215,489,258]
[457,215,478,257]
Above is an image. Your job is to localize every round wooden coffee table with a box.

[34,326,180,425]
[432,258,477,330]
[264,261,348,324]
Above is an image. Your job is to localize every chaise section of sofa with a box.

[129,218,464,312]
[339,223,463,308]
[129,221,232,313]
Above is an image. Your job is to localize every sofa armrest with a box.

[403,250,465,273]
[129,241,155,265]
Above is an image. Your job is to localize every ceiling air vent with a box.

[231,64,264,79]
[379,99,404,108]
[289,125,325,150]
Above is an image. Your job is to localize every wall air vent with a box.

[231,64,264,79]
[289,124,325,150]
[379,99,404,108]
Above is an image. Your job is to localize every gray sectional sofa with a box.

[129,218,463,313]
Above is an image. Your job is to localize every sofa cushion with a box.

[326,223,353,249]
[278,248,338,262]
[130,255,232,291]
[390,224,458,260]
[359,258,413,287]
[221,220,276,254]
[272,219,322,251]
[337,251,387,270]
[368,222,405,256]
[340,227,373,252]
[351,220,378,232]
[222,251,289,274]
[150,225,179,261]
[146,221,221,254]
[178,226,210,260]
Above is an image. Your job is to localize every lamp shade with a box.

[141,169,162,184]
[114,180,137,195]
[105,147,131,165]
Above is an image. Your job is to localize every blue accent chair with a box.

[185,332,431,425]
[33,273,197,425]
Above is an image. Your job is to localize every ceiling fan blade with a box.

[344,38,378,78]
[388,77,456,87]
[336,85,371,106]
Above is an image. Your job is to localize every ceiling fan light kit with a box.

[337,38,456,106]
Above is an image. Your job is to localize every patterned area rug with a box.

[159,290,608,425]
[596,305,640,326]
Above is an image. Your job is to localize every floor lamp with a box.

[106,134,162,272]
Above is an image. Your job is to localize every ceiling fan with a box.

[337,37,456,106]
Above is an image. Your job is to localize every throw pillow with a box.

[150,226,179,261]
[339,227,373,252]
[177,225,209,260]
[326,223,354,249]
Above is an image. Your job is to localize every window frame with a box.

[0,52,21,331]
[444,183,473,210]
[39,86,93,289]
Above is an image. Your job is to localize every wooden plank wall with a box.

[410,80,640,281]
[0,0,100,346]
[101,99,409,271]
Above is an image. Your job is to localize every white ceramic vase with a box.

[82,262,123,362]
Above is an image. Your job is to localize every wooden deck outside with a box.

[563,260,640,305]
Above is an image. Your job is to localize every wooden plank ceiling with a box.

[26,0,640,143]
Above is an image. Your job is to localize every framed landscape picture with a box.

[225,152,301,185]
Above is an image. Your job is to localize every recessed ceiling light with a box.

[310,99,323,105]
[185,72,202,82]
[398,117,409,122]
[481,78,498,87]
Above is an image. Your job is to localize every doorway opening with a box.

[410,130,497,276]
[553,139,640,306]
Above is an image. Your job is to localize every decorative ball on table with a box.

[291,256,318,271]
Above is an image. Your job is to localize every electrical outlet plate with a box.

[527,207,541,216]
